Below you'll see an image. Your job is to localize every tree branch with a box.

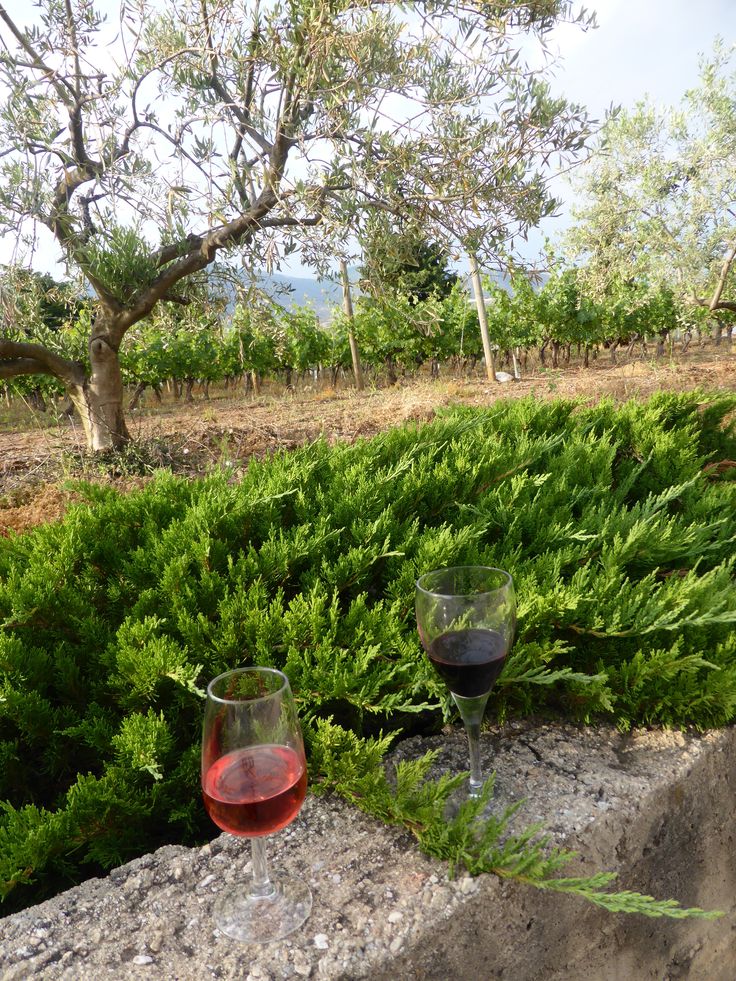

[692,297,736,313]
[115,189,284,339]
[709,241,736,312]
[259,213,322,228]
[0,356,54,379]
[200,0,273,155]
[0,339,85,386]
[0,3,75,103]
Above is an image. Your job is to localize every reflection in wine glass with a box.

[416,567,516,798]
[201,667,311,942]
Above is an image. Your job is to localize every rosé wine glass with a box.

[416,566,516,798]
[201,666,311,942]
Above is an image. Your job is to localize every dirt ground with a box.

[2,347,734,536]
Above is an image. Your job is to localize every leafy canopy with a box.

[0,0,594,307]
[563,38,736,317]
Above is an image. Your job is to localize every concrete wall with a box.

[1,722,734,980]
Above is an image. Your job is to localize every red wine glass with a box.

[201,666,311,942]
[416,566,516,798]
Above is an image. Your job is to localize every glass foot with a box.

[213,874,312,943]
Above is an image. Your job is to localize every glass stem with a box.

[249,837,276,899]
[465,720,483,796]
[451,691,491,799]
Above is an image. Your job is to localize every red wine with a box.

[203,744,307,837]
[427,628,507,698]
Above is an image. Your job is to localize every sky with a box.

[548,0,735,118]
[530,0,736,257]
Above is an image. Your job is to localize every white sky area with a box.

[1,0,734,281]
[521,0,736,262]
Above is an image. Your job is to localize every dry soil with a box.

[1,348,734,535]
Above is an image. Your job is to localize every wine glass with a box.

[416,566,516,798]
[201,666,312,943]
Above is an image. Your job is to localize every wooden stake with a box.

[469,254,497,382]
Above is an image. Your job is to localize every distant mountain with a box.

[259,273,345,319]
[251,265,534,320]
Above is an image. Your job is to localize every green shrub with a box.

[1,391,735,914]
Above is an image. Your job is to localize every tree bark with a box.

[0,330,129,452]
[69,331,130,451]
[709,241,736,312]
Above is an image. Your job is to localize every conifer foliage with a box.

[1,392,735,915]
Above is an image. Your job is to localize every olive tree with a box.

[0,0,593,450]
[564,39,736,326]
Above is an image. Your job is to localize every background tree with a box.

[563,39,736,326]
[0,269,82,337]
[0,0,593,450]
[0,266,86,407]
[359,216,458,304]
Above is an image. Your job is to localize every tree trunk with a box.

[68,333,130,451]
[129,381,147,410]
[27,387,47,412]
[709,240,736,312]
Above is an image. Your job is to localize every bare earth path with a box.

[1,348,734,535]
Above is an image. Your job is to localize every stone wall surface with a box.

[1,721,734,981]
